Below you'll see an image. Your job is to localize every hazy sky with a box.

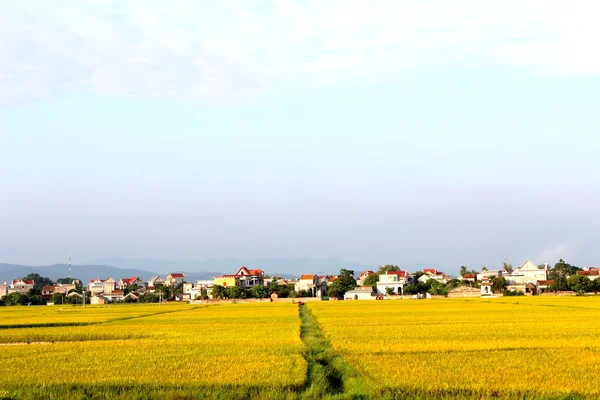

[1,1,600,272]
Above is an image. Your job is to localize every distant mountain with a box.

[0,258,450,285]
[89,256,371,277]
[0,263,219,285]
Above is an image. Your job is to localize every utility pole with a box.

[68,254,72,279]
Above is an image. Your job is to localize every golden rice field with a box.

[1,297,599,399]
[308,296,600,399]
[0,302,305,400]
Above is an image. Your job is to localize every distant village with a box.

[1,260,599,306]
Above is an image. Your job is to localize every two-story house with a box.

[295,274,327,297]
[376,270,411,295]
[9,279,34,294]
[505,261,549,293]
[418,269,451,284]
[88,278,116,295]
[356,270,375,286]
[118,276,146,290]
[165,273,185,287]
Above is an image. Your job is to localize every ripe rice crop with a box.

[0,303,305,399]
[307,296,600,399]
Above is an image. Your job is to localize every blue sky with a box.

[1,1,600,272]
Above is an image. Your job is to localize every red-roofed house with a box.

[42,285,56,297]
[577,269,600,280]
[9,279,35,294]
[165,273,185,287]
[418,269,451,284]
[118,276,145,290]
[376,270,411,295]
[356,270,375,286]
[234,266,264,289]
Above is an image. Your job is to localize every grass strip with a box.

[299,304,371,400]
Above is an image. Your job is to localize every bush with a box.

[503,290,524,296]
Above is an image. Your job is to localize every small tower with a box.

[481,276,493,297]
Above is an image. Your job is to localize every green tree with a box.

[297,289,312,297]
[51,292,65,305]
[567,275,592,295]
[22,273,54,290]
[385,287,395,296]
[481,266,488,272]
[490,277,507,293]
[4,292,27,306]
[376,265,400,274]
[363,274,379,287]
[549,259,581,280]
[328,269,357,299]
[211,285,227,299]
[428,280,448,296]
[249,285,268,299]
[55,277,80,285]
[228,286,242,299]
[460,266,469,276]
[503,262,513,273]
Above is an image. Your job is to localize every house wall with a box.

[214,277,237,287]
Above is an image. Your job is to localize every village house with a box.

[55,281,78,294]
[90,295,106,305]
[294,274,327,297]
[103,290,125,302]
[0,282,7,297]
[214,267,264,289]
[505,261,549,294]
[42,285,55,297]
[118,276,145,290]
[9,279,34,294]
[460,273,477,283]
[148,276,165,287]
[577,268,600,280]
[476,270,503,281]
[356,270,375,286]
[418,269,451,284]
[165,273,185,287]
[88,278,116,295]
[344,286,376,300]
[376,270,410,295]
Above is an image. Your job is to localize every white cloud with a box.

[1,0,600,102]
[537,244,570,265]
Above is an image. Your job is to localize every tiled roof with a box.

[423,268,437,275]
[386,271,408,277]
[299,274,317,280]
[169,273,185,278]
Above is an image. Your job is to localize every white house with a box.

[9,279,34,294]
[376,270,410,295]
[505,261,549,293]
[118,276,146,290]
[165,273,185,287]
[344,286,376,300]
[295,274,327,297]
[88,278,116,295]
[148,276,165,287]
[418,269,451,284]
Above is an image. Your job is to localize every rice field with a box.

[0,302,305,399]
[307,296,600,399]
[1,297,599,399]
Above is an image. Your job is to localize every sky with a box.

[1,0,600,273]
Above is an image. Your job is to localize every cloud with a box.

[1,0,600,102]
[536,244,570,265]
